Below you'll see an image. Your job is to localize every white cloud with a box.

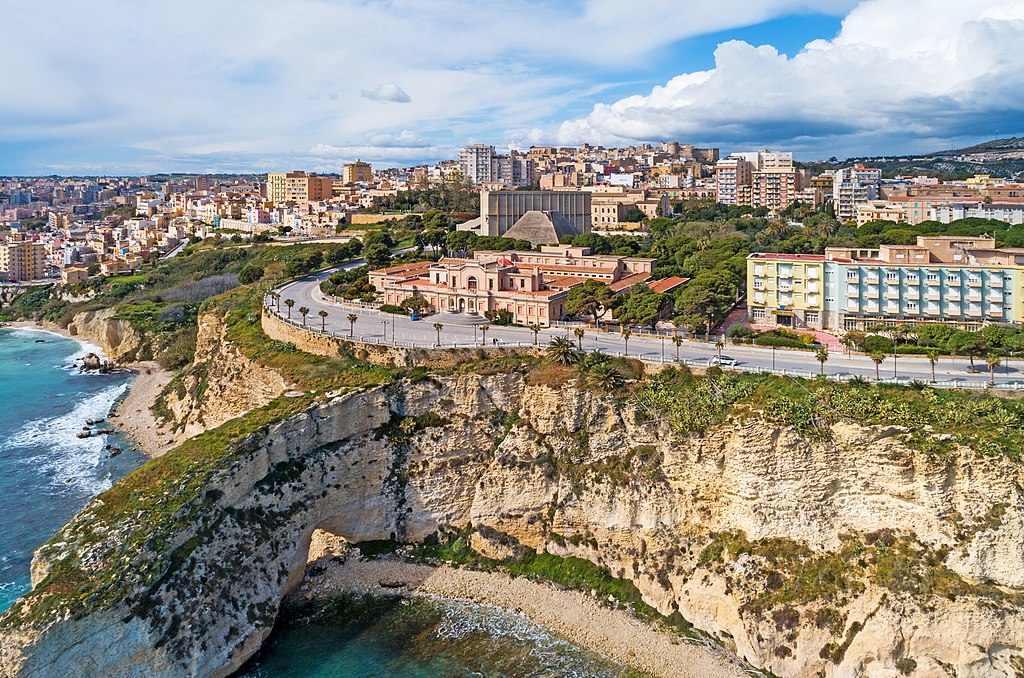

[0,0,862,172]
[541,0,1024,156]
[360,83,412,104]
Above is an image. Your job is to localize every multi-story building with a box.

[747,236,1024,332]
[369,245,655,326]
[829,164,881,222]
[0,240,47,282]
[714,155,754,205]
[265,171,333,203]
[715,150,805,211]
[342,160,372,185]
[459,145,496,185]
[459,189,591,237]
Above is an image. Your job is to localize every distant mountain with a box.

[925,137,1024,159]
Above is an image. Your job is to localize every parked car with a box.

[409,312,420,321]
[711,354,737,366]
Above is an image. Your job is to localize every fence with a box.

[263,296,1024,391]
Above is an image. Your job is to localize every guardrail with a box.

[263,297,1024,390]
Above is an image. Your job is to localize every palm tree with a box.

[672,334,683,361]
[269,291,281,311]
[621,327,632,356]
[815,346,829,375]
[715,339,724,357]
[546,337,579,365]
[573,326,585,350]
[528,323,541,346]
[318,309,328,332]
[481,323,491,346]
[869,351,886,381]
[584,362,624,392]
[926,349,940,383]
[284,298,295,319]
[433,322,444,347]
[298,306,310,326]
[986,353,1001,385]
[347,313,358,338]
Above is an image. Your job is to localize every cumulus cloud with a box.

[360,82,412,104]
[543,0,1024,156]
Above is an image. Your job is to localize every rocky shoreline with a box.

[296,539,746,678]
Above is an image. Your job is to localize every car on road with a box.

[710,354,737,366]
[409,312,420,321]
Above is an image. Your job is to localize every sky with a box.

[3,0,1024,175]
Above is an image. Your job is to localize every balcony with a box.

[905,290,921,301]
[989,277,1004,288]
[865,288,880,299]
[906,276,920,285]
[966,306,982,317]
[865,303,880,313]
[989,293,1005,302]
[885,289,901,300]
[989,307,1004,318]
[885,304,901,314]
[865,275,880,284]
[967,278,982,287]
[846,302,860,312]
[925,305,942,315]
[926,289,941,300]
[947,292,962,301]
[847,288,860,297]
[846,273,860,283]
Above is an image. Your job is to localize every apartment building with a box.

[0,240,48,282]
[748,236,1023,332]
[458,145,536,187]
[587,187,672,228]
[715,150,806,211]
[342,160,372,185]
[369,245,655,326]
[265,171,333,203]
[828,164,881,222]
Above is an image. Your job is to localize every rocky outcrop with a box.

[1,375,1023,677]
[66,308,143,362]
[156,313,287,440]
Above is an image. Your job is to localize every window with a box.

[805,312,819,324]
[752,309,766,319]
[886,272,899,281]
[754,279,764,289]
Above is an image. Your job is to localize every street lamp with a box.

[474,324,478,345]
[772,345,776,371]
[382,319,388,344]
[661,333,665,360]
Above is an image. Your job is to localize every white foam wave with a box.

[6,327,106,366]
[1,382,129,496]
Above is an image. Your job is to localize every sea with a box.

[0,327,148,612]
[0,328,636,676]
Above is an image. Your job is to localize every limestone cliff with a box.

[155,313,287,440]
[0,374,1022,678]
[65,308,144,362]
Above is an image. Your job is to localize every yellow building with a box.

[342,160,372,185]
[265,171,333,203]
[0,241,47,282]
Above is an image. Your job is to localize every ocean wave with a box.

[0,382,129,496]
[5,327,106,367]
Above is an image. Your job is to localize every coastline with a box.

[298,550,747,678]
[3,320,174,458]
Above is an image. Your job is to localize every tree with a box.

[947,331,988,371]
[298,306,310,326]
[481,323,490,346]
[582,362,624,392]
[284,298,295,319]
[927,349,940,383]
[672,334,683,361]
[573,326,585,349]
[433,322,444,347]
[816,346,829,375]
[347,313,358,338]
[238,264,264,285]
[400,296,429,314]
[621,327,632,356]
[986,353,1001,385]
[842,329,867,354]
[528,323,541,345]
[318,309,328,331]
[621,206,646,223]
[269,291,281,311]
[869,351,886,381]
[675,270,736,341]
[616,283,664,332]
[570,232,612,254]
[364,243,392,269]
[547,336,579,365]
[565,279,615,327]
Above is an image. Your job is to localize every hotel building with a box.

[369,245,660,326]
[265,171,334,203]
[747,236,1024,332]
[0,240,47,282]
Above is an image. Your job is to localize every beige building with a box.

[342,160,372,185]
[265,171,333,203]
[0,240,47,282]
[62,265,90,285]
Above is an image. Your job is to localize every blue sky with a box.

[3,0,1023,175]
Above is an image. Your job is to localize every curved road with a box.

[271,263,1024,389]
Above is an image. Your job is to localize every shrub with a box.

[379,304,406,315]
[237,264,264,285]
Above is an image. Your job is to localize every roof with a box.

[648,276,689,294]
[608,272,652,292]
[748,253,826,261]
[518,262,617,275]
[373,261,433,276]
[502,210,580,245]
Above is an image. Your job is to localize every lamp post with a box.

[382,319,388,344]
[772,345,777,371]
[893,345,898,380]
[473,324,478,345]
[661,333,665,361]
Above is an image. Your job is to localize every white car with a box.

[710,354,737,366]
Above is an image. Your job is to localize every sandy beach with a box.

[298,547,747,678]
[6,321,174,457]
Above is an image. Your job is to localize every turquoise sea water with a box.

[236,593,638,678]
[0,327,147,612]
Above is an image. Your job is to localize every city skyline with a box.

[4,0,1024,175]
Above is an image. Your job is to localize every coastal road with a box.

[272,265,1024,389]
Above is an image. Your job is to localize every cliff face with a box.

[66,308,144,361]
[1,375,1022,678]
[157,313,287,439]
